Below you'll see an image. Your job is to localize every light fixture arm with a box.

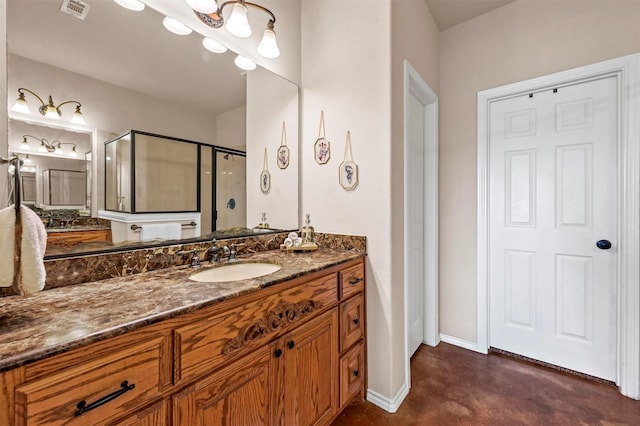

[22,135,76,155]
[17,88,47,108]
[56,99,82,110]
[218,0,276,26]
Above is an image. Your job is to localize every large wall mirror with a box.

[6,0,299,257]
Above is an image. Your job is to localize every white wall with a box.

[216,106,246,150]
[301,0,397,402]
[246,66,299,230]
[390,0,440,394]
[438,0,640,342]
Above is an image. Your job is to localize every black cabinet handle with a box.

[274,348,283,358]
[353,318,359,325]
[75,381,135,417]
[349,277,363,286]
[596,240,612,250]
[287,341,295,350]
[353,370,359,377]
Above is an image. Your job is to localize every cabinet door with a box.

[277,309,338,426]
[172,346,271,426]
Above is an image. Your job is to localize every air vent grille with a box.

[60,0,91,20]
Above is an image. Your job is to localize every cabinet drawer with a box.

[15,337,165,426]
[175,273,338,385]
[339,263,365,299]
[340,294,364,352]
[339,342,365,408]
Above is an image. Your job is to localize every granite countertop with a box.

[0,248,364,372]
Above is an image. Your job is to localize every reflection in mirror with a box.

[8,118,92,212]
[6,0,299,257]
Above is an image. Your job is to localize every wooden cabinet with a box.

[47,228,112,248]
[108,399,169,426]
[272,309,339,426]
[2,257,366,426]
[173,347,271,425]
[15,336,167,426]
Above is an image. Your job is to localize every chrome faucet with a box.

[178,249,200,267]
[207,240,230,263]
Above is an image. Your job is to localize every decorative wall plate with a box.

[339,131,359,190]
[314,110,331,164]
[278,121,290,169]
[260,147,271,194]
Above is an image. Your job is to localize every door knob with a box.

[596,240,612,250]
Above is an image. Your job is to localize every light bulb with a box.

[69,146,78,158]
[226,3,251,37]
[202,37,227,53]
[20,137,31,151]
[257,28,280,59]
[39,141,47,153]
[43,105,61,120]
[54,145,64,155]
[23,155,33,165]
[163,16,192,35]
[11,94,31,114]
[71,106,86,125]
[234,55,256,71]
[186,0,217,14]
[113,0,145,11]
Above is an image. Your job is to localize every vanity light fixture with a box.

[113,0,145,12]
[163,16,193,35]
[21,135,78,158]
[187,0,280,59]
[11,88,86,124]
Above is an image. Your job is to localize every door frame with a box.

[477,53,640,399]
[403,60,439,387]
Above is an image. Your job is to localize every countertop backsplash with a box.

[0,232,366,297]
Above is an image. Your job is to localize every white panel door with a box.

[489,76,618,380]
[407,91,425,357]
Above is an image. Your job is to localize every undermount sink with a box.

[189,262,282,282]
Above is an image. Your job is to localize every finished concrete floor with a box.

[333,343,640,425]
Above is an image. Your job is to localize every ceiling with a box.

[425,0,517,31]
[7,0,246,116]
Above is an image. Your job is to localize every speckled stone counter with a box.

[0,248,364,373]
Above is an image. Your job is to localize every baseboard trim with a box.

[439,333,485,354]
[366,382,410,413]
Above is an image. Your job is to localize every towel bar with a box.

[130,221,197,231]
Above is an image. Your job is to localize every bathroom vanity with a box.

[0,249,366,425]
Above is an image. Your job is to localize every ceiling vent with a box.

[60,0,91,20]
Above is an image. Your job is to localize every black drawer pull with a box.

[287,341,295,350]
[353,370,359,377]
[349,277,363,286]
[274,348,283,358]
[353,318,359,325]
[75,381,135,417]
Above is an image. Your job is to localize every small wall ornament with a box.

[339,130,359,191]
[260,147,271,194]
[314,110,331,164]
[277,121,290,169]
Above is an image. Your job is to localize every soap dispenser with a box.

[300,213,317,248]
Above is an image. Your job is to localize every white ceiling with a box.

[7,0,247,116]
[425,0,517,31]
